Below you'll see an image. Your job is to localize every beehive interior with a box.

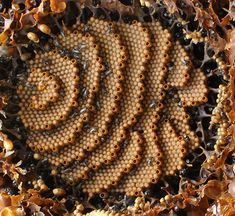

[17,17,208,196]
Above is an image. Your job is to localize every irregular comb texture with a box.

[17,18,208,196]
[211,85,229,149]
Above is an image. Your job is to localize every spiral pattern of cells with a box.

[17,17,208,196]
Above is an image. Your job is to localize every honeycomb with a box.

[17,17,208,196]
[211,84,229,150]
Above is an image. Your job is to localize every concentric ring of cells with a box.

[17,17,208,196]
[19,33,103,154]
[110,22,171,196]
[47,18,126,165]
[59,20,150,182]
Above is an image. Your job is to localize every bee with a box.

[51,152,58,157]
[112,117,119,125]
[70,110,78,118]
[88,171,95,178]
[83,60,89,70]
[80,107,88,114]
[101,69,112,79]
[76,181,84,190]
[149,100,157,108]
[80,161,88,167]
[167,61,174,71]
[78,42,87,50]
[61,168,72,174]
[42,59,51,65]
[183,135,190,143]
[72,48,80,58]
[100,85,108,95]
[83,25,89,33]
[181,59,190,65]
[159,114,167,122]
[109,205,120,212]
[57,49,66,56]
[106,25,113,34]
[25,82,36,90]
[89,127,97,133]
[53,39,62,49]
[100,137,106,143]
[122,139,129,148]
[95,100,101,110]
[81,87,89,99]
[178,100,183,108]
[168,87,177,97]
[147,157,155,166]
